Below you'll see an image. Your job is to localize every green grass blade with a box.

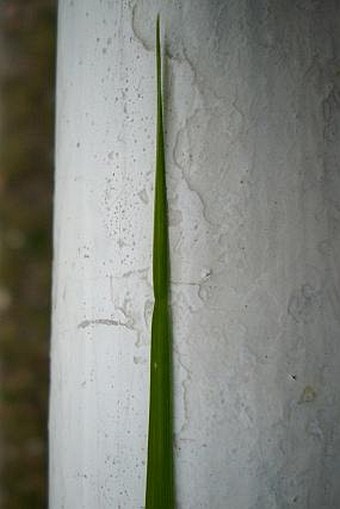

[145,15,174,509]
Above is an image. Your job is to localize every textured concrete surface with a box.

[50,1,340,507]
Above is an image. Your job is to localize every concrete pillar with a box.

[50,1,340,507]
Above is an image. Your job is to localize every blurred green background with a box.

[0,1,56,507]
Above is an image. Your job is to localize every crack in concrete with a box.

[172,110,218,229]
[130,1,152,52]
[78,318,127,329]
[174,344,193,437]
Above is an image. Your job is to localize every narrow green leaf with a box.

[145,15,175,509]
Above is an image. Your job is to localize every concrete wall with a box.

[50,1,340,507]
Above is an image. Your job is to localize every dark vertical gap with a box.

[0,1,56,507]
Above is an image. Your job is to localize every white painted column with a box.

[50,1,340,508]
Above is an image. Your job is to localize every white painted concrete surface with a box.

[50,1,340,507]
